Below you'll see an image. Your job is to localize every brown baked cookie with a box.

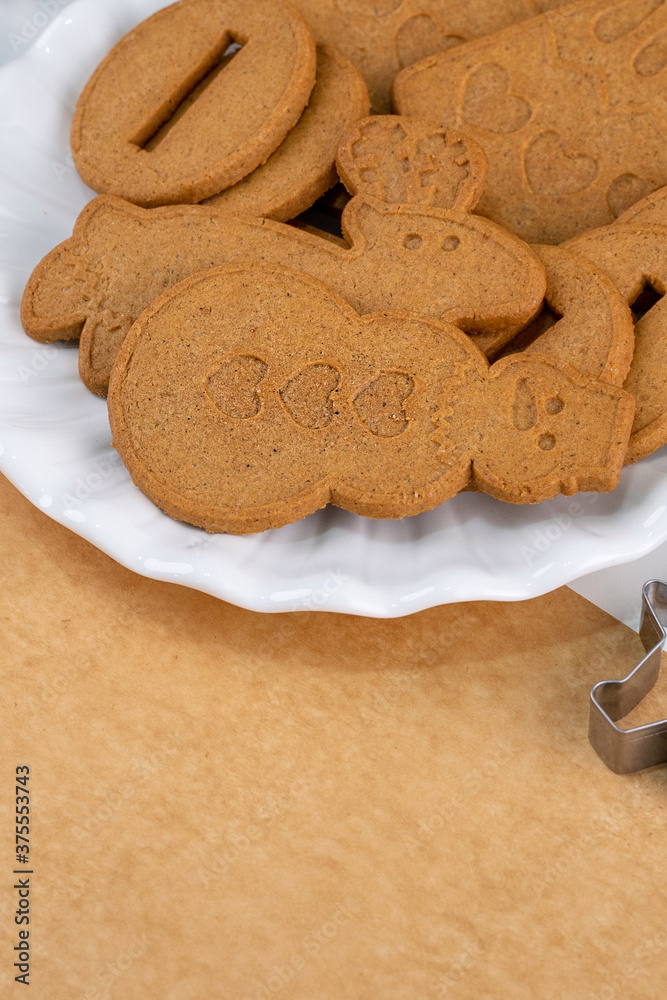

[336,114,488,212]
[71,0,317,206]
[614,184,667,227]
[393,0,667,243]
[565,224,667,464]
[108,263,634,534]
[496,244,635,387]
[23,120,546,395]
[336,114,542,358]
[203,46,369,222]
[292,0,570,114]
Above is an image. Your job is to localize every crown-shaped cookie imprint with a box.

[336,115,488,210]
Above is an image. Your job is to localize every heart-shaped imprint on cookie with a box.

[524,132,598,196]
[108,263,634,533]
[461,64,532,134]
[634,28,667,76]
[206,355,267,419]
[395,15,464,70]
[594,0,664,43]
[279,363,341,428]
[607,173,656,217]
[353,372,414,436]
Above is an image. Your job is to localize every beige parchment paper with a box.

[1,473,666,999]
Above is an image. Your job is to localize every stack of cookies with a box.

[21,0,667,534]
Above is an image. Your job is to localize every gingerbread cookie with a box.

[204,46,369,222]
[108,263,634,534]
[23,119,546,395]
[615,184,667,227]
[292,0,570,113]
[497,244,635,387]
[565,223,667,464]
[336,114,488,213]
[71,0,317,206]
[393,0,667,243]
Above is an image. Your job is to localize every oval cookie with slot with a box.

[71,0,317,206]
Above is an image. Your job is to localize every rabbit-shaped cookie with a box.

[108,263,634,534]
[23,117,546,395]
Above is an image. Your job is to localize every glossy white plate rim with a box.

[0,0,665,618]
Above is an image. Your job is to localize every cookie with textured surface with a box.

[292,0,571,113]
[23,119,546,395]
[107,263,634,534]
[204,46,369,223]
[393,0,667,243]
[71,0,317,206]
[566,222,667,464]
[498,243,635,388]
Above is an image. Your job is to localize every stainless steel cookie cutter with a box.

[589,580,667,774]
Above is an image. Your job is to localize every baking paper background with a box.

[1,472,666,998]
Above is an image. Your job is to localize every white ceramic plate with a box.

[1,0,666,617]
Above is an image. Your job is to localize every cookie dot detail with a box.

[442,236,460,252]
[545,398,564,415]
[403,234,422,249]
[538,433,556,451]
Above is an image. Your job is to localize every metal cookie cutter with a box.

[589,580,667,774]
